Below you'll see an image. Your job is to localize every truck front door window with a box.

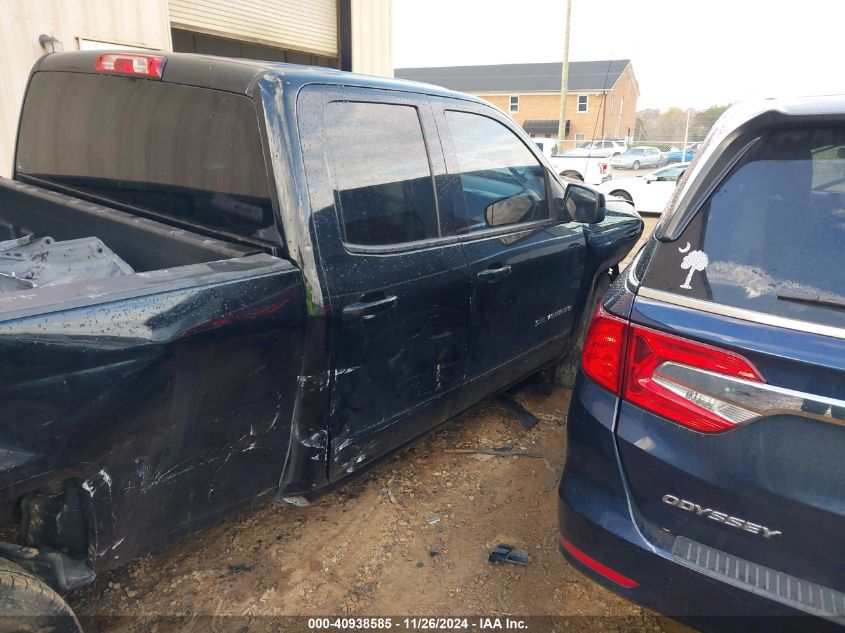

[445,110,549,233]
[324,101,438,246]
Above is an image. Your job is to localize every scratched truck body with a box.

[0,50,642,614]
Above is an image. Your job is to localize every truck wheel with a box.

[0,557,81,633]
[560,171,583,181]
[552,273,612,389]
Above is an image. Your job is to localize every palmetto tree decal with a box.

[679,247,709,289]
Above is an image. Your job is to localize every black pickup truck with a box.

[0,51,642,629]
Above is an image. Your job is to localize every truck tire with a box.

[0,558,82,633]
[552,273,612,389]
[560,170,583,181]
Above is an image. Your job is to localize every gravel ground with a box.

[67,217,665,633]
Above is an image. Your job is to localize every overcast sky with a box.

[394,0,845,111]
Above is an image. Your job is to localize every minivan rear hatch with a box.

[617,125,845,604]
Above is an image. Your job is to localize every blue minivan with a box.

[559,96,845,631]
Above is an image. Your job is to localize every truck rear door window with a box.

[645,126,845,329]
[16,72,275,242]
[445,110,549,234]
[324,101,439,246]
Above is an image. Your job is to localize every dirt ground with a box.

[68,218,663,632]
[68,382,666,633]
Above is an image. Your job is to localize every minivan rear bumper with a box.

[558,372,839,632]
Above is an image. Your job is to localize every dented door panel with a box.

[295,85,470,481]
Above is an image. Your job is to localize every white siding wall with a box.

[169,0,337,57]
[351,0,393,77]
[0,0,171,177]
[0,0,395,176]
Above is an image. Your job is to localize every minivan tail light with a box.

[580,305,765,433]
[581,306,628,393]
[95,54,166,79]
[623,325,764,433]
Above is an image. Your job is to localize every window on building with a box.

[509,96,519,113]
[577,95,588,113]
[619,97,624,115]
[575,133,586,142]
[445,111,549,233]
[324,102,439,246]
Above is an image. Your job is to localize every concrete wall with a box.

[351,0,393,77]
[0,0,172,177]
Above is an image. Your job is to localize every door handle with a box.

[342,294,398,320]
[477,264,512,283]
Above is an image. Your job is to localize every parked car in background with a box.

[564,139,627,158]
[548,153,612,186]
[535,141,613,185]
[534,138,559,158]
[664,141,701,163]
[0,50,644,631]
[560,95,845,631]
[610,146,664,170]
[598,163,689,214]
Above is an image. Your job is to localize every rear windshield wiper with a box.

[776,291,845,311]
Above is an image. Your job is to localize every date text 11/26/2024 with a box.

[308,618,528,630]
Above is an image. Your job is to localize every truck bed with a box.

[0,178,308,568]
[0,178,284,315]
[0,178,260,272]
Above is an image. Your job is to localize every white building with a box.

[0,0,394,176]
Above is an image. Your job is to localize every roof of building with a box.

[395,60,632,94]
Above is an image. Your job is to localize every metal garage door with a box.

[168,0,338,57]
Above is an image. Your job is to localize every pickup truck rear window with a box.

[16,72,276,243]
[644,126,845,329]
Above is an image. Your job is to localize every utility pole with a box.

[600,93,607,141]
[556,0,572,154]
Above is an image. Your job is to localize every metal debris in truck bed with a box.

[0,235,134,292]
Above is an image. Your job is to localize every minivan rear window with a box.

[644,127,845,328]
[16,72,276,242]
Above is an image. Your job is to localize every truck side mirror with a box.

[484,194,534,227]
[556,184,605,224]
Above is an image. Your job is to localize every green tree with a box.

[690,105,730,140]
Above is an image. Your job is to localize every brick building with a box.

[396,60,639,150]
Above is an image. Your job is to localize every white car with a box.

[533,138,560,158]
[563,139,627,158]
[609,146,664,170]
[598,162,690,214]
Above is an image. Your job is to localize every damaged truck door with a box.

[297,87,469,480]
